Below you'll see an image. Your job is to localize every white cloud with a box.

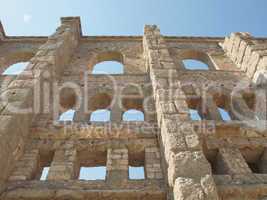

[23,14,32,23]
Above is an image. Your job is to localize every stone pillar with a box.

[204,97,222,121]
[259,148,267,173]
[145,147,163,179]
[106,148,128,185]
[73,110,88,122]
[111,101,123,122]
[47,142,78,180]
[143,25,219,200]
[0,17,81,191]
[217,148,252,175]
[0,21,5,40]
[255,89,267,121]
[8,149,39,181]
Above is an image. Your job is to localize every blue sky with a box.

[0,0,267,37]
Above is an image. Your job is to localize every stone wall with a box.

[0,16,267,200]
[143,25,219,200]
[223,32,267,85]
[0,17,81,193]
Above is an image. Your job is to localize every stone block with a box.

[168,151,212,186]
[174,177,204,200]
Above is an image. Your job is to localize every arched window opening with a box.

[2,62,29,75]
[218,107,231,121]
[189,109,202,121]
[90,109,111,122]
[92,52,124,74]
[58,109,75,121]
[92,61,124,74]
[123,109,144,121]
[182,59,209,70]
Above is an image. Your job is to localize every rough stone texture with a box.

[0,17,267,200]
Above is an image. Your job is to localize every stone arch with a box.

[0,51,35,74]
[120,84,144,112]
[96,51,123,64]
[88,93,113,111]
[178,50,215,70]
[90,51,124,74]
[2,62,29,75]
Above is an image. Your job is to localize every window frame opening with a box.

[128,166,145,180]
[189,108,202,121]
[40,167,50,181]
[128,151,145,180]
[2,62,29,75]
[35,151,54,181]
[58,109,75,122]
[178,50,215,70]
[77,150,107,181]
[91,51,124,75]
[89,109,111,122]
[217,107,232,121]
[182,59,209,70]
[122,109,145,122]
[78,166,107,181]
[92,60,124,75]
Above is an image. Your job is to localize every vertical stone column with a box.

[111,101,123,122]
[0,21,5,40]
[255,89,267,121]
[106,148,128,185]
[47,142,78,180]
[0,17,81,192]
[204,97,222,121]
[8,149,39,181]
[73,110,87,122]
[145,147,163,179]
[217,148,252,175]
[259,148,267,173]
[143,25,219,200]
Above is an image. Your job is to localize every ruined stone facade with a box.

[0,17,267,200]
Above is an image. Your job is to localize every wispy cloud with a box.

[23,14,32,23]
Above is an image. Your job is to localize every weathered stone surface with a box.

[168,151,212,186]
[174,177,205,200]
[0,18,267,200]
